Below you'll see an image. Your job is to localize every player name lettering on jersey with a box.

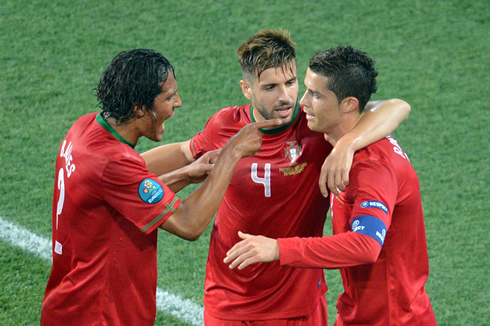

[60,140,76,177]
[279,162,307,176]
[387,135,409,161]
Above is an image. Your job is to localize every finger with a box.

[252,118,283,130]
[228,251,254,269]
[334,171,345,193]
[319,169,329,197]
[238,257,256,270]
[342,171,350,188]
[328,174,339,196]
[238,231,251,240]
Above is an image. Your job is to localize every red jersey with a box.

[190,104,332,320]
[279,136,436,325]
[41,113,181,326]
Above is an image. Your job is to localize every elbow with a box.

[392,98,411,122]
[360,249,380,264]
[177,226,204,241]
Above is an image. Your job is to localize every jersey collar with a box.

[96,113,136,148]
[250,102,299,134]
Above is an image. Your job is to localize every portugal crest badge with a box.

[284,141,302,166]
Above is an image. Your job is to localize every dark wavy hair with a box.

[96,49,174,125]
[308,46,378,112]
[237,29,297,83]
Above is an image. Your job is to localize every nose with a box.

[174,92,182,108]
[278,85,293,103]
[299,91,308,107]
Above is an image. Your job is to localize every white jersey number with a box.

[251,163,271,197]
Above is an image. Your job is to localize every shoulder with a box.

[210,104,252,125]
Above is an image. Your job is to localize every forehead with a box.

[160,72,178,95]
[256,64,297,85]
[305,68,329,90]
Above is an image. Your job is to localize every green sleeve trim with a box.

[189,138,199,159]
[140,197,180,233]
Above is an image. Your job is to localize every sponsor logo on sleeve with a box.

[360,200,388,214]
[351,215,387,246]
[139,179,164,204]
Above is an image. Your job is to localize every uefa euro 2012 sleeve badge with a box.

[138,178,164,204]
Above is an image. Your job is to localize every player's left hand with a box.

[224,232,280,270]
[186,149,221,183]
[319,134,353,197]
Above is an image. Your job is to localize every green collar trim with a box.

[250,102,299,134]
[96,113,136,148]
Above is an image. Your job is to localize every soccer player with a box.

[143,30,412,325]
[224,46,437,325]
[40,49,282,326]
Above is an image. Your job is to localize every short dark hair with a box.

[96,49,174,125]
[308,46,378,112]
[237,29,296,83]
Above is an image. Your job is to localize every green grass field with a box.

[1,0,489,325]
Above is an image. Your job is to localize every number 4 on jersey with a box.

[251,163,271,197]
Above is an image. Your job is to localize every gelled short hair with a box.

[96,49,174,125]
[309,46,378,112]
[236,29,296,83]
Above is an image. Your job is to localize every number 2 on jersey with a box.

[251,163,271,197]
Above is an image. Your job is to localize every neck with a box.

[325,113,363,147]
[105,117,139,145]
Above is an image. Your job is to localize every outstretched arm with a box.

[319,98,410,196]
[160,119,283,241]
[224,231,380,270]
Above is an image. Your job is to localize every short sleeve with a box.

[101,153,181,234]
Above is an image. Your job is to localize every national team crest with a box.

[283,141,302,166]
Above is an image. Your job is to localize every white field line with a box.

[0,216,204,326]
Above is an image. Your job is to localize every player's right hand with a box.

[226,119,283,158]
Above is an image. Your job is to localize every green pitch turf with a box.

[1,0,489,325]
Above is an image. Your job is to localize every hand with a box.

[223,231,280,270]
[226,119,283,158]
[319,135,354,197]
[186,149,221,184]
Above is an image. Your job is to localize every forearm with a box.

[161,145,242,240]
[158,165,192,193]
[142,141,193,176]
[278,232,381,269]
[344,99,411,151]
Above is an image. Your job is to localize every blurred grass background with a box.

[1,0,489,325]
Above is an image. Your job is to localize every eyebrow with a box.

[260,76,297,88]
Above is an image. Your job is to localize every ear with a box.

[133,104,147,118]
[239,80,253,100]
[340,97,359,113]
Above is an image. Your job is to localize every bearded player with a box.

[143,30,411,325]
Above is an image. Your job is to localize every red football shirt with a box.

[41,113,181,326]
[191,104,332,320]
[279,136,436,325]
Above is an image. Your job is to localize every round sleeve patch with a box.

[138,178,164,204]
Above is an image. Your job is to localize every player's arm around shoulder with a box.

[319,99,411,196]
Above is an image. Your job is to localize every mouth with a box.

[161,110,176,133]
[275,105,292,119]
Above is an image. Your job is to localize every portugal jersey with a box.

[279,136,436,325]
[41,113,181,326]
[190,104,332,320]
